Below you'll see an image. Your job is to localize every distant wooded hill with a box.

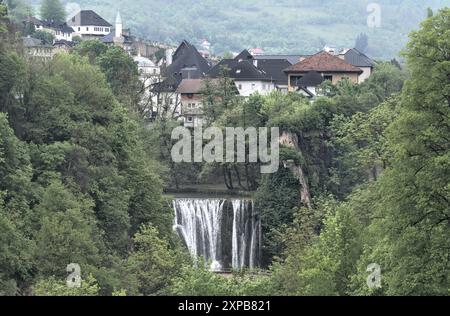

[28,0,450,58]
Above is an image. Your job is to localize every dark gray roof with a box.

[343,48,374,68]
[25,16,74,33]
[255,59,291,85]
[254,55,309,65]
[155,41,211,92]
[172,40,192,61]
[151,75,179,93]
[43,21,74,33]
[207,59,238,77]
[230,60,271,81]
[69,10,112,27]
[165,40,211,79]
[208,60,272,82]
[235,49,253,61]
[101,31,133,44]
[208,53,289,84]
[208,50,248,77]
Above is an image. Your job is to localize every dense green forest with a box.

[14,0,450,58]
[1,0,449,296]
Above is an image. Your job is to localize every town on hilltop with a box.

[22,9,375,128]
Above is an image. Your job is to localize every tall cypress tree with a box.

[40,0,65,23]
[0,0,7,34]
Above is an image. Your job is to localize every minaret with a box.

[115,11,123,38]
[113,11,124,48]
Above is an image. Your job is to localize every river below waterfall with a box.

[172,199,261,271]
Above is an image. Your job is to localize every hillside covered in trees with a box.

[16,0,450,58]
[0,0,449,296]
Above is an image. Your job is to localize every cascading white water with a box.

[231,200,261,270]
[173,198,261,271]
[173,199,224,271]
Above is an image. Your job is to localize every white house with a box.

[42,22,74,42]
[207,50,280,97]
[24,17,75,42]
[67,10,112,39]
[338,48,375,83]
[234,77,276,97]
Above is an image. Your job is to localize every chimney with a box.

[323,45,336,55]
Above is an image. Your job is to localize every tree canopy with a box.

[0,4,448,297]
[40,0,65,23]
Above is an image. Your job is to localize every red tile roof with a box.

[176,79,221,94]
[285,51,362,73]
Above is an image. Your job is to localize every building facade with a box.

[176,79,224,127]
[67,10,112,39]
[208,49,290,96]
[285,51,363,95]
[338,48,375,82]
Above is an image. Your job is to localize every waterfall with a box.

[231,200,261,270]
[173,199,224,271]
[173,198,261,271]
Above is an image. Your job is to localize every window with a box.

[187,116,193,122]
[324,75,333,81]
[86,27,89,31]
[290,76,303,86]
[78,27,80,31]
[238,84,242,90]
[106,28,109,32]
[263,83,266,90]
[252,83,256,90]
